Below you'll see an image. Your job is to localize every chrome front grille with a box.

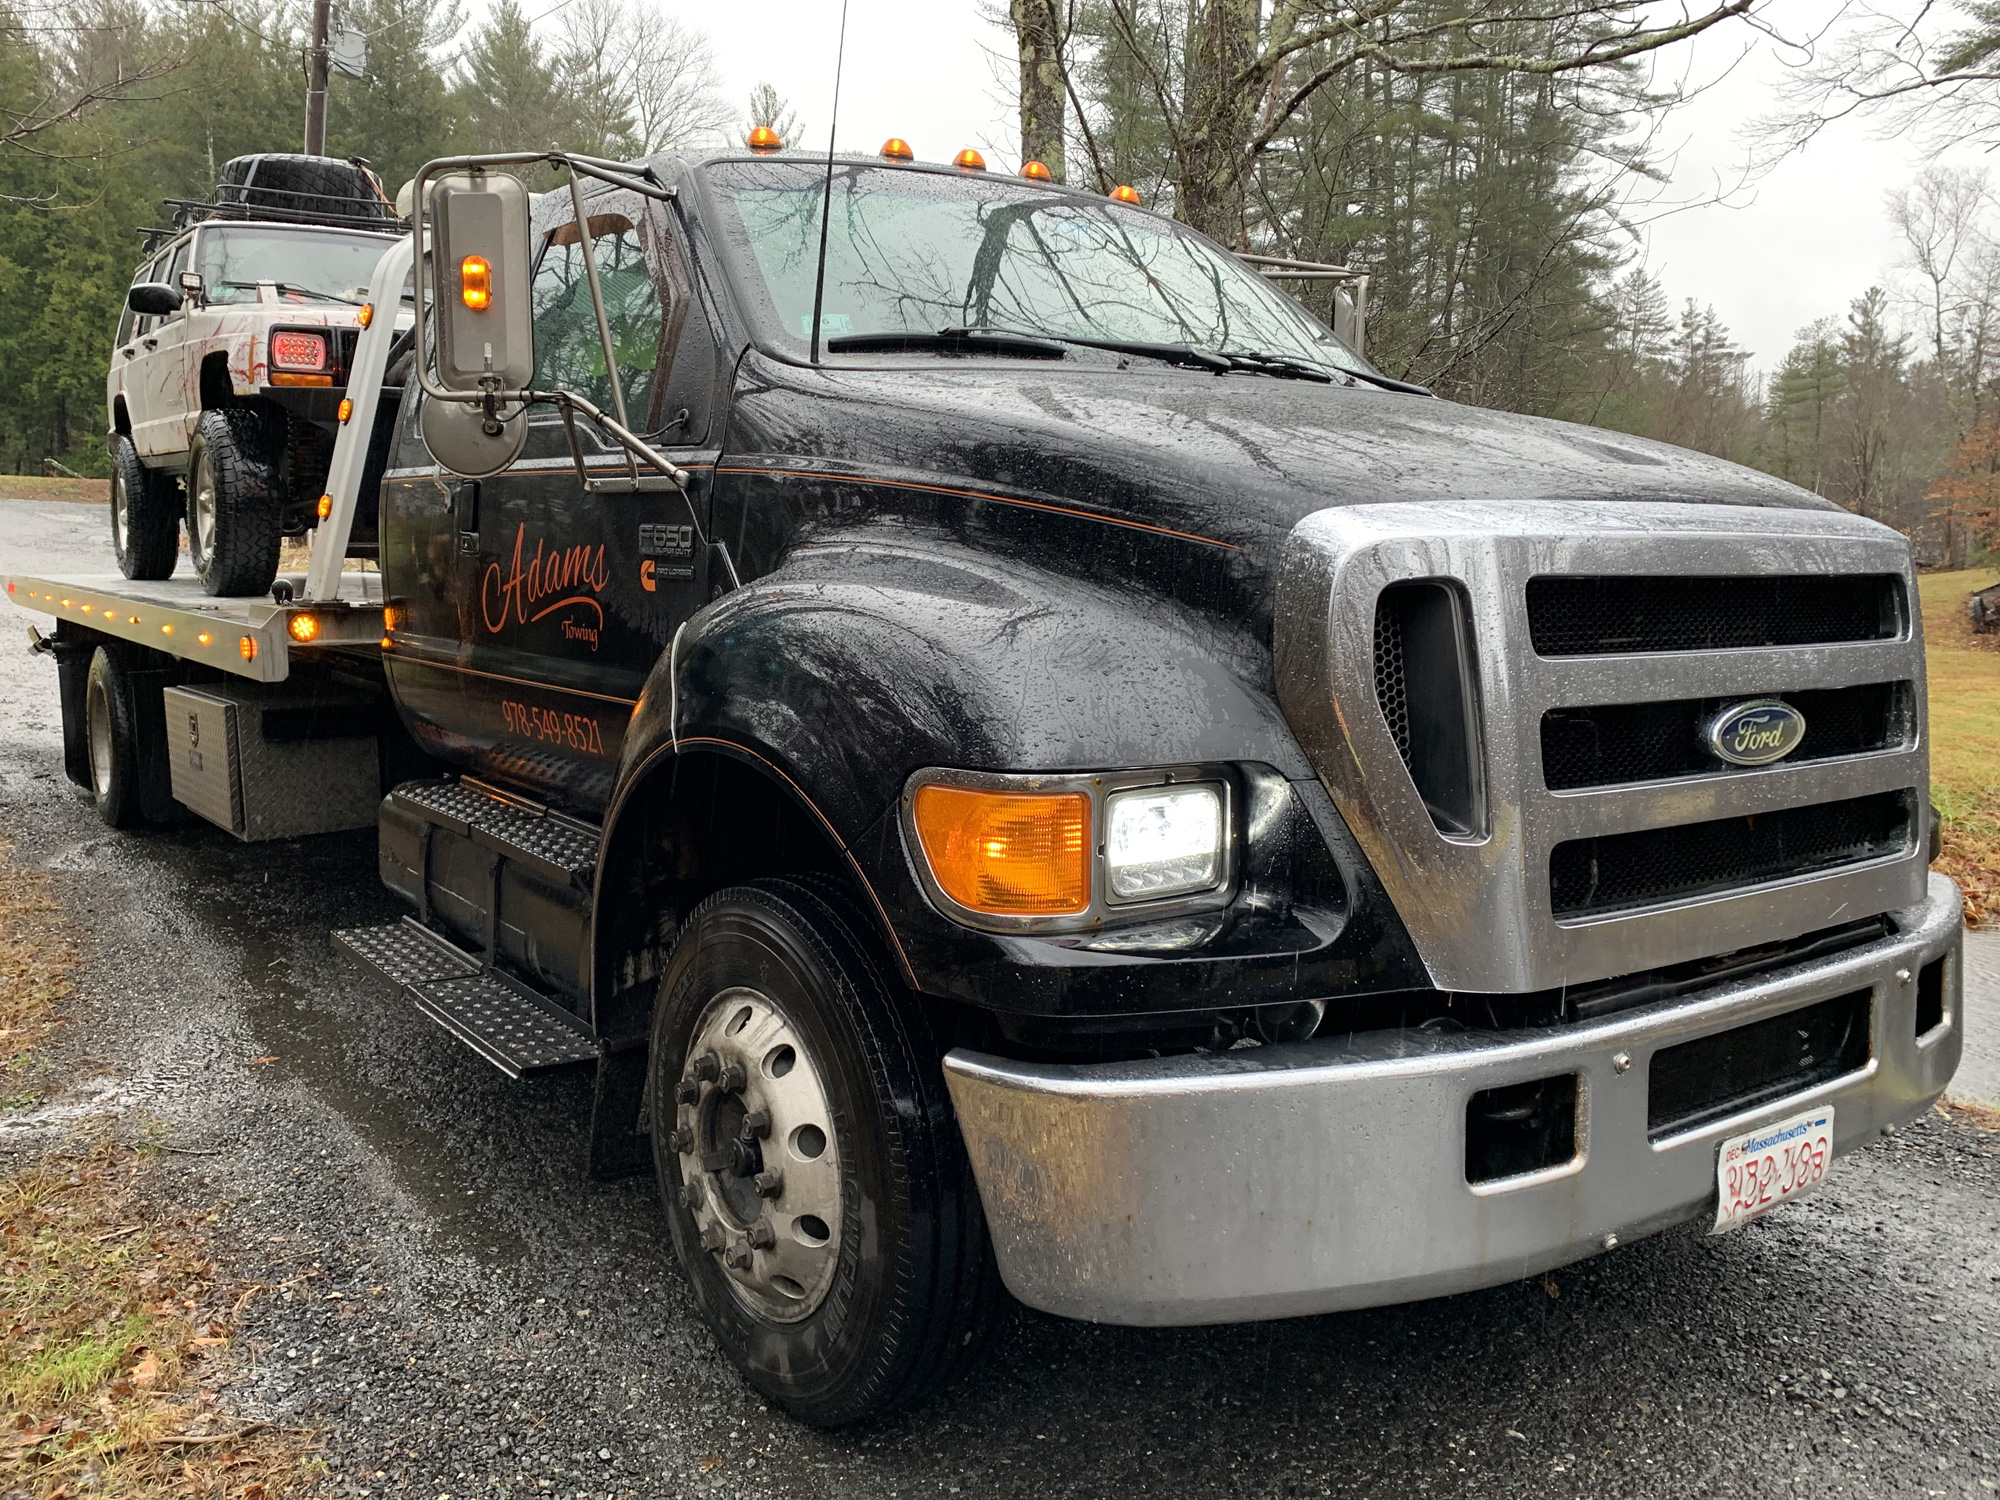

[1273,500,1931,993]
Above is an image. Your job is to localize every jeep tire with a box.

[649,880,999,1428]
[187,408,284,597]
[110,435,180,580]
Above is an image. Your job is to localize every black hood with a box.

[728,353,1832,557]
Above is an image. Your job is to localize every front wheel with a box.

[110,435,179,580]
[649,881,999,1427]
[187,408,282,597]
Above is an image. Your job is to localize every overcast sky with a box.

[635,1,1987,377]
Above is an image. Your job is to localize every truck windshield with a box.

[705,160,1371,378]
[198,227,399,306]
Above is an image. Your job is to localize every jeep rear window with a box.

[705,160,1370,376]
[197,227,398,306]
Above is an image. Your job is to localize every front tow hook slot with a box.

[1466,1073,1579,1185]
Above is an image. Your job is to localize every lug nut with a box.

[679,1181,703,1210]
[667,1126,692,1154]
[744,1108,772,1137]
[676,1078,702,1107]
[753,1168,783,1198]
[718,1061,748,1093]
[749,1220,776,1249]
[725,1243,754,1271]
[699,1223,725,1252]
[693,1050,721,1082]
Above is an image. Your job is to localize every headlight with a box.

[1105,784,1223,901]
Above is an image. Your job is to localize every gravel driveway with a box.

[1,497,1996,1499]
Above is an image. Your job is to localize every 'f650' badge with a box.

[1706,700,1807,766]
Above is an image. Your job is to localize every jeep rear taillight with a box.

[270,331,328,371]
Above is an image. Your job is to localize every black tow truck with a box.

[10,139,1965,1428]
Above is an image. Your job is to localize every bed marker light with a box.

[1020,160,1053,181]
[318,494,333,520]
[954,148,987,171]
[1111,184,1142,205]
[288,613,320,643]
[460,254,492,311]
[197,632,212,646]
[338,398,353,423]
[161,624,172,635]
[879,137,914,162]
[239,635,257,662]
[747,125,782,153]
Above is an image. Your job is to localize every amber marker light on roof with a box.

[911,784,1090,917]
[288,614,319,643]
[747,125,782,153]
[357,302,374,329]
[460,254,491,311]
[1020,160,1053,181]
[880,137,914,161]
[1111,184,1142,205]
[953,148,987,171]
[239,635,257,662]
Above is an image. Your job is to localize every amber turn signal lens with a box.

[953,148,986,171]
[337,398,353,423]
[238,635,257,662]
[747,125,782,153]
[880,136,915,162]
[1110,184,1142,206]
[912,784,1089,916]
[460,254,491,311]
[287,613,319,643]
[1020,160,1053,181]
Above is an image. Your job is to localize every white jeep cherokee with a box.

[108,157,404,596]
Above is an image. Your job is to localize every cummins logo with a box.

[1705,700,1807,766]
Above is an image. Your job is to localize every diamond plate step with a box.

[388,777,598,887]
[333,918,600,1078]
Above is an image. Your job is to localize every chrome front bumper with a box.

[943,873,1964,1327]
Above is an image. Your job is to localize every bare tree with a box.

[0,0,181,158]
[1887,164,1988,378]
[623,4,730,154]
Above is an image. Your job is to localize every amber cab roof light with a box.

[747,125,782,153]
[1110,184,1142,206]
[1020,160,1053,181]
[953,148,987,172]
[879,137,915,162]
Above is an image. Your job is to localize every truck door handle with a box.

[452,480,480,553]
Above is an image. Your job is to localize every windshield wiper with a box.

[1330,364,1433,396]
[825,327,1066,359]
[265,281,362,305]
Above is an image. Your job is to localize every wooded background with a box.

[3,0,1999,564]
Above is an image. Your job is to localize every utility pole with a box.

[304,0,331,155]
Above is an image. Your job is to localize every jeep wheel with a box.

[110,435,180,580]
[187,408,283,597]
[650,881,999,1428]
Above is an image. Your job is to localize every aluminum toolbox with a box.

[162,682,378,841]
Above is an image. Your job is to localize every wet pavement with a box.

[1,496,1997,1499]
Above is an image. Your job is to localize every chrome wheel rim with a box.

[85,673,112,801]
[111,470,129,556]
[190,452,217,564]
[674,987,843,1323]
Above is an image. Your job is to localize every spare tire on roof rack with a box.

[215,153,395,226]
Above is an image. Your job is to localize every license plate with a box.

[1711,1105,1834,1234]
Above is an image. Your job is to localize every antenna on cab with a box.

[807,0,851,365]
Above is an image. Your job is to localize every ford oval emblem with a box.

[1706,699,1807,767]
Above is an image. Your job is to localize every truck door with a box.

[385,189,717,815]
[130,238,197,459]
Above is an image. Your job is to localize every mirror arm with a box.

[563,165,638,487]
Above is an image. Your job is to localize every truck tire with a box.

[650,880,999,1428]
[216,153,392,222]
[110,435,180,580]
[187,408,283,597]
[84,645,148,829]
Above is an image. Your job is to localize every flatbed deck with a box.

[5,570,385,682]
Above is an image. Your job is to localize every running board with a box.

[333,918,601,1077]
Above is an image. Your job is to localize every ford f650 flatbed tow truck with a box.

[8,139,1966,1429]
